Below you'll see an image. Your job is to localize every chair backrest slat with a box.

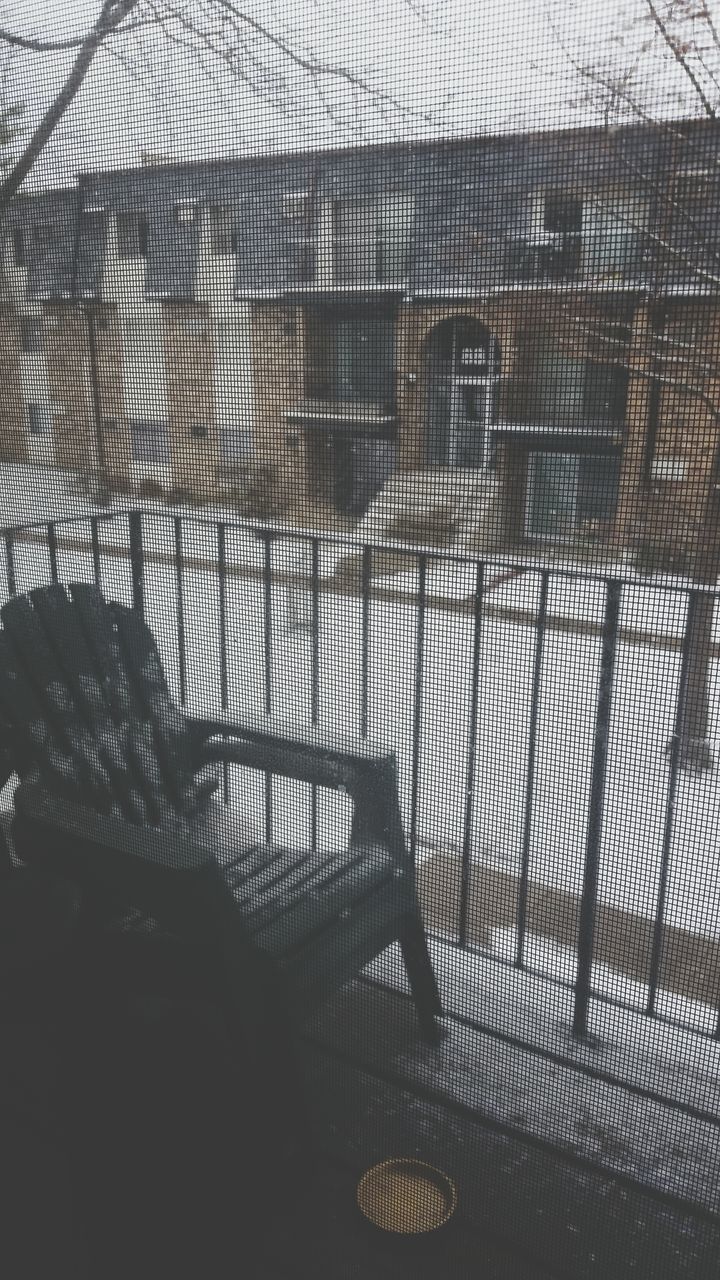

[0,584,217,825]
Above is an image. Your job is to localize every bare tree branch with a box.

[208,0,433,121]
[644,0,716,117]
[0,13,160,53]
[0,1,143,218]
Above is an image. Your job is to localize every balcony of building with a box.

[0,501,718,1278]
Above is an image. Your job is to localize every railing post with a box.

[128,511,144,617]
[646,588,699,1016]
[360,544,372,740]
[46,522,58,585]
[459,560,484,950]
[408,553,428,863]
[515,569,549,968]
[3,533,16,598]
[572,579,622,1040]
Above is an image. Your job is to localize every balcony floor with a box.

[1,924,717,1279]
[0,931,553,1280]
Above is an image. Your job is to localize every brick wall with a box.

[163,303,218,500]
[0,308,28,463]
[251,303,305,511]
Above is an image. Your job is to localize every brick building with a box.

[2,119,720,570]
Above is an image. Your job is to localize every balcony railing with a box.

[2,508,718,1037]
[1,506,719,1262]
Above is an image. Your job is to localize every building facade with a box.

[2,120,720,571]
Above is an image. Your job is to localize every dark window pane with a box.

[583,363,628,422]
[28,403,53,435]
[208,205,235,256]
[544,194,583,234]
[306,306,395,404]
[117,212,149,258]
[20,318,43,354]
[577,453,621,521]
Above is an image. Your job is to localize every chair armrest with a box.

[189,713,388,768]
[188,714,409,862]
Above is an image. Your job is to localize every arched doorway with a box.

[424,318,501,468]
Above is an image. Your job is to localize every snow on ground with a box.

[2,466,720,1038]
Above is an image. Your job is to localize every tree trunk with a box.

[670,590,715,772]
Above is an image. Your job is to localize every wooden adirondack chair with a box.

[0,582,443,1043]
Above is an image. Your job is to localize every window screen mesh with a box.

[0,3,718,1277]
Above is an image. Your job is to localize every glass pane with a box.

[526,452,579,538]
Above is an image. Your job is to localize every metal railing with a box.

[1,506,719,1057]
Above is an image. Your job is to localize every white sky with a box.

[0,0,718,187]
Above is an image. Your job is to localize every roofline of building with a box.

[74,113,719,186]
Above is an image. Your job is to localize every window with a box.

[219,422,252,462]
[174,201,197,225]
[286,236,316,283]
[525,451,620,540]
[583,191,647,277]
[279,191,315,282]
[27,403,54,436]
[509,192,583,279]
[12,228,24,267]
[544,193,583,235]
[281,191,310,221]
[531,349,627,425]
[116,212,149,259]
[208,205,237,256]
[305,306,395,405]
[674,168,720,204]
[130,419,170,463]
[582,362,628,423]
[333,194,413,285]
[20,318,43,354]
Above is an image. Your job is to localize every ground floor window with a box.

[27,403,54,435]
[130,419,170,464]
[305,430,396,514]
[524,451,620,540]
[219,421,253,462]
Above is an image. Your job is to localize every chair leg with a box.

[399,914,445,1044]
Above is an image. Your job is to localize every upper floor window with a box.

[530,349,628,425]
[673,168,720,205]
[510,190,583,278]
[280,191,315,283]
[305,304,395,406]
[583,362,628,423]
[208,205,237,256]
[12,228,25,267]
[20,318,43,354]
[511,188,647,281]
[116,212,149,259]
[544,192,583,236]
[174,201,197,226]
[333,194,413,286]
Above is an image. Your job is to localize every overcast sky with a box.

[0,0,718,188]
